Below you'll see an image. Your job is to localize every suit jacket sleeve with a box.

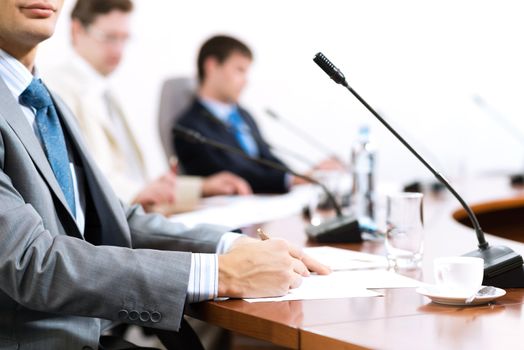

[124,201,227,253]
[0,135,222,332]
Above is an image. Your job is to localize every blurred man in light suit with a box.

[0,0,329,349]
[45,0,252,216]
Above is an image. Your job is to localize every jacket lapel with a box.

[52,91,131,247]
[0,77,78,225]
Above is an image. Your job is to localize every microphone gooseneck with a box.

[174,120,363,244]
[473,94,524,149]
[313,52,488,250]
[173,125,343,217]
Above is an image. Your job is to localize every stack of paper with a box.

[303,246,389,271]
[244,274,380,303]
[243,270,422,303]
[169,185,313,229]
[243,246,421,303]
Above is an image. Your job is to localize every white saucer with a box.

[416,285,506,306]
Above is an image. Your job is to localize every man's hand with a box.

[285,241,332,276]
[291,156,347,186]
[218,238,330,298]
[218,239,305,298]
[202,171,252,197]
[232,236,331,276]
[132,171,177,211]
[313,156,346,171]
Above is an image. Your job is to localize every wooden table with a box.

[188,177,524,349]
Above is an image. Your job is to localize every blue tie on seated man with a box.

[19,78,77,216]
[174,35,345,194]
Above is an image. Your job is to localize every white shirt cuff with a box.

[215,232,243,254]
[186,232,242,303]
[186,253,218,303]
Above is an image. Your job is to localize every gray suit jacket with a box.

[0,76,225,350]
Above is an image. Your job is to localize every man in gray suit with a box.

[0,1,329,349]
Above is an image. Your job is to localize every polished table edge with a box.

[187,301,300,349]
[299,301,518,350]
[187,286,524,349]
[453,194,524,221]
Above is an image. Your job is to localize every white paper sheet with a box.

[338,270,423,289]
[303,246,389,271]
[168,185,313,229]
[244,274,381,303]
[243,270,421,303]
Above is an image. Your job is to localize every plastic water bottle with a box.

[351,126,376,225]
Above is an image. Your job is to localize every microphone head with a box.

[313,52,348,87]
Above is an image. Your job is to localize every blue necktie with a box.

[227,108,259,157]
[19,78,76,217]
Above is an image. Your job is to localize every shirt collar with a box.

[0,48,36,100]
[199,96,237,123]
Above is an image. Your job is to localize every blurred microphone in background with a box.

[473,95,524,185]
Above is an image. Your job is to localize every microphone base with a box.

[510,174,524,186]
[463,245,524,288]
[403,180,446,194]
[306,215,362,243]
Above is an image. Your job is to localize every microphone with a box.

[313,52,524,287]
[473,95,524,185]
[173,125,362,243]
[473,95,524,148]
[265,108,337,158]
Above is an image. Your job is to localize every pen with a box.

[257,228,270,241]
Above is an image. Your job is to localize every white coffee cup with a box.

[433,257,484,296]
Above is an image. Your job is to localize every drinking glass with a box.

[385,192,424,268]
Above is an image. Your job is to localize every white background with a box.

[38,0,524,186]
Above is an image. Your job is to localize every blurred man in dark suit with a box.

[174,35,342,194]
